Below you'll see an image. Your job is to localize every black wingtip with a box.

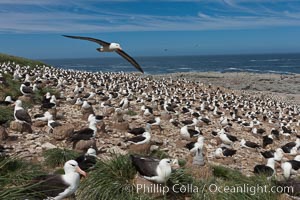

[62,35,72,38]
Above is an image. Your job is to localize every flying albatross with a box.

[62,35,144,73]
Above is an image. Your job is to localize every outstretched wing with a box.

[116,49,144,73]
[62,35,110,47]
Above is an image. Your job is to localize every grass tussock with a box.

[0,157,52,200]
[0,157,44,186]
[189,165,279,200]
[43,148,80,168]
[150,149,170,159]
[0,106,13,125]
[76,154,139,200]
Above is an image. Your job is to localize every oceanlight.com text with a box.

[134,183,293,196]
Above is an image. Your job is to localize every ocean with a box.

[43,53,300,74]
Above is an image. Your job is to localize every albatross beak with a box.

[171,163,180,169]
[76,166,87,177]
[170,160,180,169]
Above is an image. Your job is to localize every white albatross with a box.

[130,155,173,183]
[29,160,86,200]
[63,35,144,73]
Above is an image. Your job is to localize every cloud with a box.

[0,0,299,33]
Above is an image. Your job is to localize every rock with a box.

[74,139,96,152]
[151,137,164,145]
[81,107,94,120]
[97,121,106,133]
[150,145,159,152]
[151,125,163,134]
[104,107,115,116]
[87,100,96,105]
[48,108,57,119]
[10,121,33,133]
[107,146,127,155]
[32,121,47,127]
[160,111,171,121]
[35,146,43,151]
[128,143,151,154]
[18,96,33,103]
[26,134,39,140]
[52,124,74,140]
[0,126,8,141]
[41,142,57,150]
[114,121,129,131]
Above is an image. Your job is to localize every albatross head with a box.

[110,43,122,50]
[215,148,223,158]
[14,100,22,108]
[64,160,87,177]
[294,155,300,161]
[142,131,151,139]
[86,148,97,157]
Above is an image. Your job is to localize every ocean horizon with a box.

[43,53,300,75]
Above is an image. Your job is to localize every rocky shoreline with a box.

[153,72,300,104]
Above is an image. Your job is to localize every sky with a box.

[0,0,300,59]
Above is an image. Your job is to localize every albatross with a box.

[28,160,86,200]
[130,155,172,183]
[14,100,32,124]
[62,35,144,73]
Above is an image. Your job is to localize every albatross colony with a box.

[0,62,299,195]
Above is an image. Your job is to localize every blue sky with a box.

[0,0,300,59]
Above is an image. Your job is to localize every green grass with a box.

[34,87,59,103]
[43,148,80,168]
[150,149,170,159]
[189,165,279,200]
[77,154,140,200]
[0,157,45,187]
[0,157,50,200]
[0,53,48,69]
[126,110,138,116]
[0,155,286,200]
[0,105,14,125]
[0,72,58,110]
[0,73,22,99]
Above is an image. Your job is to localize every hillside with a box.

[0,53,48,68]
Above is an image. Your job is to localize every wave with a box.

[250,59,280,62]
[178,67,192,70]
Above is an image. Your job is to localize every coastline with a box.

[152,72,300,104]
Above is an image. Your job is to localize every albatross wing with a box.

[116,49,144,73]
[62,35,110,46]
[130,155,159,177]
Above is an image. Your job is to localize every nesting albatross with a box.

[14,100,32,124]
[63,35,144,73]
[130,155,172,183]
[28,160,86,200]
